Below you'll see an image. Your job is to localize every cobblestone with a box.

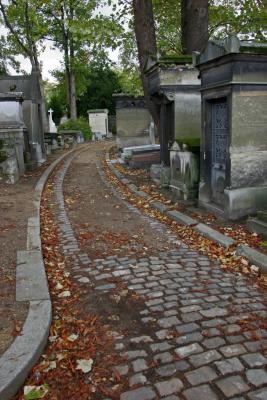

[246,369,267,386]
[215,357,245,375]
[185,366,218,385]
[241,353,267,367]
[51,147,267,399]
[183,384,219,400]
[121,387,156,400]
[155,378,183,397]
[216,375,250,397]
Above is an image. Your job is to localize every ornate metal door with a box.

[211,99,228,206]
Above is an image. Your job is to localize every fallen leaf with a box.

[76,359,93,373]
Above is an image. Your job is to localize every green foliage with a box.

[176,137,201,152]
[77,61,123,116]
[59,117,92,140]
[116,68,143,96]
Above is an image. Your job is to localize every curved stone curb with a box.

[0,147,78,400]
[236,244,267,273]
[105,152,267,271]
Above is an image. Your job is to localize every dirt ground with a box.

[64,145,176,260]
[0,150,66,357]
[111,149,267,255]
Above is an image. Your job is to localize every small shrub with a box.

[59,117,92,140]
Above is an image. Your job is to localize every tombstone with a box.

[0,71,47,165]
[170,141,200,200]
[48,108,57,134]
[0,92,26,183]
[60,111,68,125]
[88,109,110,140]
[113,95,152,148]
[196,35,267,219]
[145,55,201,192]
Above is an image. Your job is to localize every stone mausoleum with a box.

[0,69,47,165]
[0,92,27,183]
[196,35,267,220]
[114,94,152,148]
[145,55,201,196]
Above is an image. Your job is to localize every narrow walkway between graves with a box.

[17,141,267,400]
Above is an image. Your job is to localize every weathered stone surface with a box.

[241,353,267,367]
[215,357,244,375]
[175,343,203,358]
[183,384,219,400]
[220,344,246,358]
[166,210,198,226]
[200,307,228,318]
[246,369,267,387]
[155,378,183,396]
[16,250,50,301]
[185,366,218,386]
[194,223,235,248]
[121,387,156,400]
[216,376,249,397]
[248,388,267,400]
[236,244,267,272]
[132,358,148,372]
[190,350,222,367]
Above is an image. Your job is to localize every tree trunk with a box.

[132,0,160,128]
[181,0,209,54]
[69,36,77,120]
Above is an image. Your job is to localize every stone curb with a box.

[236,244,267,273]
[105,152,267,271]
[0,148,77,400]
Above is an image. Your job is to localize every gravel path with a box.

[51,141,267,399]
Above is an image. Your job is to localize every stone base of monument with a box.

[31,143,46,165]
[150,164,171,187]
[0,127,26,183]
[199,183,267,220]
[121,144,160,162]
[0,154,20,184]
[170,143,200,201]
[129,151,160,169]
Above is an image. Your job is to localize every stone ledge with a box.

[0,147,79,400]
[16,250,50,302]
[236,244,267,273]
[193,223,235,248]
[0,301,52,400]
[166,210,198,226]
[150,201,169,214]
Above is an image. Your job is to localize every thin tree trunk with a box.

[132,0,160,128]
[181,0,209,54]
[69,3,77,120]
[69,36,77,120]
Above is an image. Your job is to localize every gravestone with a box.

[0,92,26,183]
[195,35,267,219]
[88,109,110,140]
[113,95,152,148]
[48,108,58,151]
[145,55,201,193]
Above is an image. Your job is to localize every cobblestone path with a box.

[52,143,267,399]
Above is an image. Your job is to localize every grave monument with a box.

[195,35,267,219]
[145,55,201,192]
[114,95,152,148]
[0,92,26,183]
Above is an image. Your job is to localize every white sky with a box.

[4,2,120,83]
